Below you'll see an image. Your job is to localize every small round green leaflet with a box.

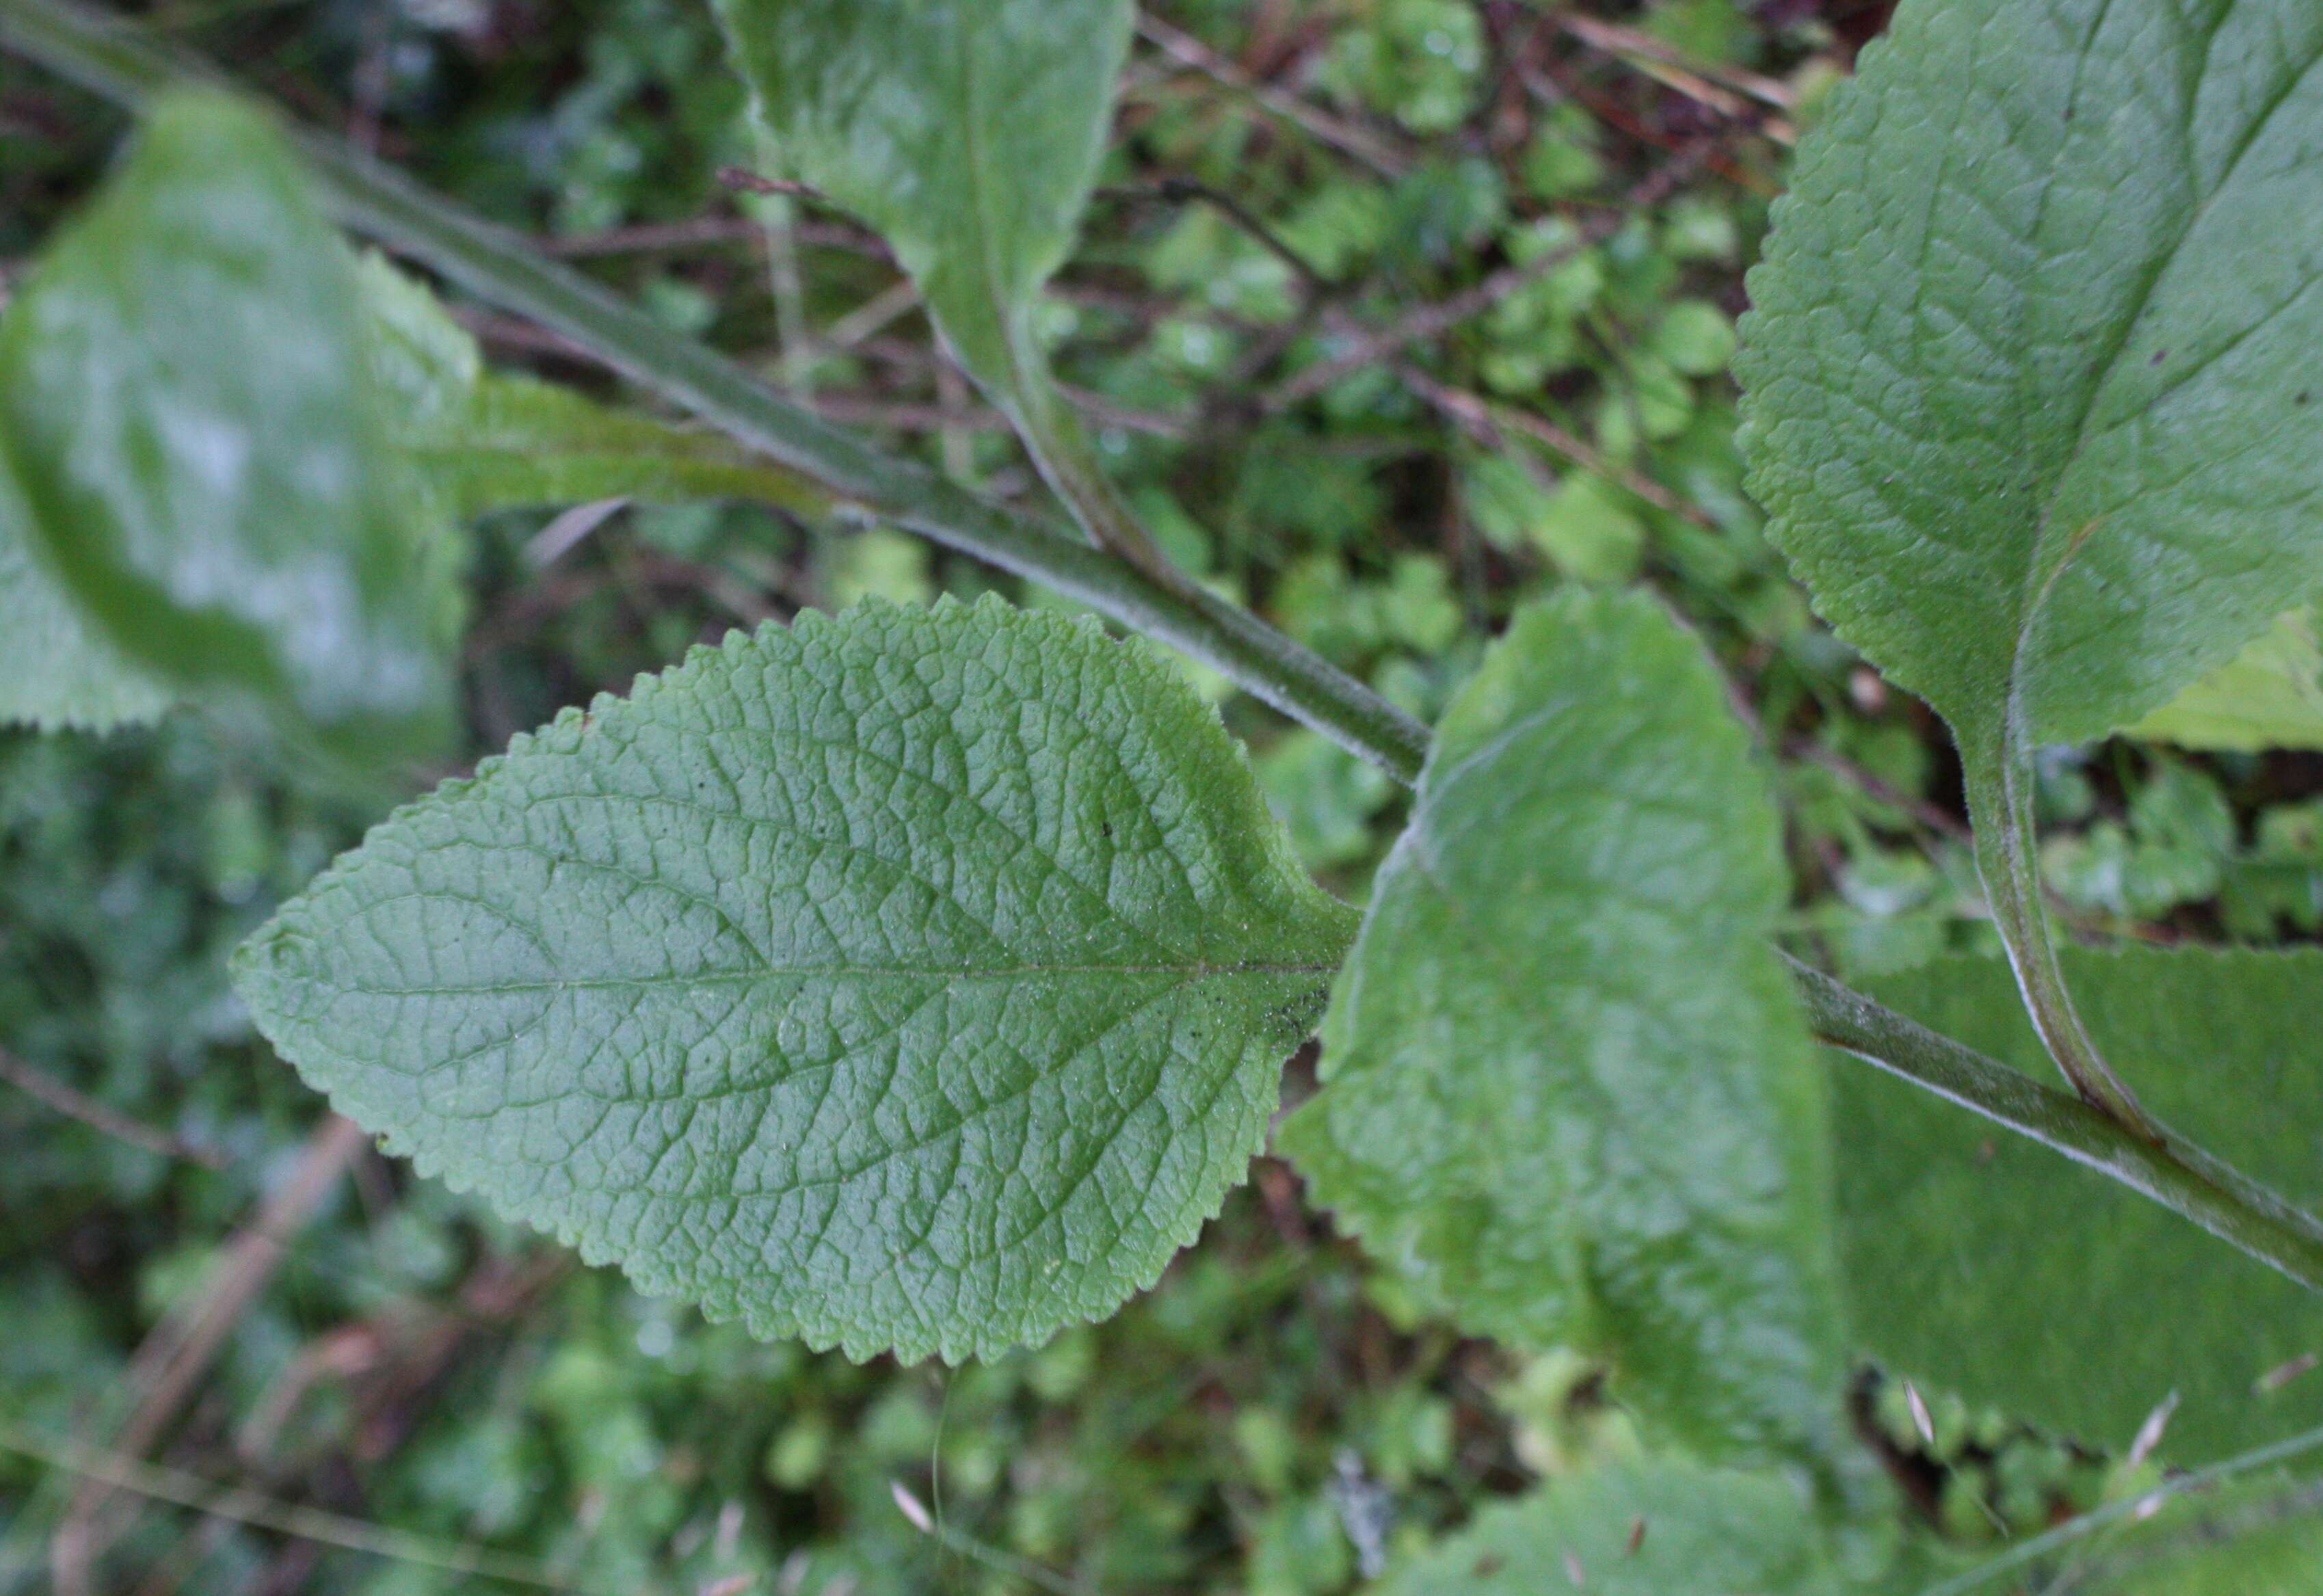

[233,598,1356,1362]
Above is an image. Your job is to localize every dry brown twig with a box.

[1133,12,1415,178]
[1394,362,1721,532]
[1259,139,1721,412]
[1552,12,1798,142]
[0,1046,224,1168]
[49,1115,371,1596]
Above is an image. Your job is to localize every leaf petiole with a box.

[1962,719,2168,1143]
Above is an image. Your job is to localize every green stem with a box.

[1962,719,2166,1140]
[11,0,2323,1294]
[0,0,1429,786]
[1788,955,2323,1291]
[1007,361,1182,590]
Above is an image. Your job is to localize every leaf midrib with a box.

[317,960,1344,999]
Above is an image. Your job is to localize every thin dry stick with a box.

[1395,363,1720,531]
[827,338,1194,440]
[49,1115,369,1596]
[2,1422,639,1596]
[0,1046,223,1168]
[1098,175,1327,292]
[1551,12,1796,114]
[935,360,974,482]
[1134,12,1412,178]
[1261,144,1716,412]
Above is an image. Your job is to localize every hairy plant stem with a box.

[1007,361,1184,589]
[1963,719,2167,1141]
[10,0,2320,1292]
[1788,957,2323,1291]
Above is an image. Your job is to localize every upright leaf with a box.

[711,0,1126,405]
[1737,0,2323,1128]
[1281,590,1859,1491]
[1835,947,2323,1465]
[711,0,1164,569]
[0,92,455,768]
[1368,1459,1842,1596]
[233,597,1356,1362]
[1738,0,2323,752]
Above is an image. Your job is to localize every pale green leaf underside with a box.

[1738,0,2323,747]
[2130,607,2323,753]
[710,0,1129,398]
[1368,1459,1840,1596]
[1835,946,2323,1465]
[1282,590,1854,1481]
[233,597,1355,1363]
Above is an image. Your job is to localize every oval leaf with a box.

[1280,590,1859,1489]
[1738,0,2323,749]
[0,92,455,767]
[233,597,1356,1362]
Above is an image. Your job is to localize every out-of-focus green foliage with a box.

[0,93,459,769]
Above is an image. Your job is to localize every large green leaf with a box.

[1836,947,2323,1465]
[0,92,455,768]
[710,0,1127,408]
[233,597,1355,1362]
[1281,590,1857,1488]
[1368,1459,1841,1596]
[2129,608,2323,754]
[0,241,806,740]
[1738,0,2323,752]
[0,252,469,737]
